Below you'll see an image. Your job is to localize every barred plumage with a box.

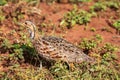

[23,21,94,63]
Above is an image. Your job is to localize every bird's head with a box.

[22,21,36,40]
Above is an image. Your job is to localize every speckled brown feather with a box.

[33,36,94,63]
[24,21,94,63]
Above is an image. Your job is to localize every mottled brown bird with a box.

[23,21,94,64]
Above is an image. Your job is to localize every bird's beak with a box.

[18,22,25,26]
[15,21,25,27]
[18,22,29,28]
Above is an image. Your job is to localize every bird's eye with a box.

[25,22,27,25]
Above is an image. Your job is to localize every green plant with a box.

[0,0,7,6]
[50,62,70,79]
[1,37,34,63]
[100,43,118,55]
[10,44,24,60]
[90,27,96,32]
[79,35,102,53]
[95,34,103,43]
[1,39,12,49]
[1,40,24,62]
[0,9,5,23]
[109,2,119,9]
[113,20,120,34]
[91,2,107,12]
[79,38,97,52]
[60,8,93,28]
[106,1,120,10]
[0,15,5,22]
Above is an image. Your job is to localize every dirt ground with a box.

[1,2,120,44]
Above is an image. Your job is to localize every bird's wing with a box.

[33,36,94,63]
[41,36,94,63]
[33,37,68,61]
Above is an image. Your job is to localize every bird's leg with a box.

[65,61,76,71]
[69,62,76,71]
[39,61,42,70]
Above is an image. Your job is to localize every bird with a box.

[22,21,94,64]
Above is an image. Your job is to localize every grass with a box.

[0,34,120,80]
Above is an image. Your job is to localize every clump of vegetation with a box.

[90,0,120,18]
[1,66,53,80]
[1,39,24,65]
[101,43,118,53]
[106,1,120,10]
[90,27,96,32]
[113,20,120,34]
[91,0,120,12]
[0,9,5,23]
[79,38,98,53]
[1,35,119,80]
[79,34,103,53]
[60,8,93,28]
[0,0,7,6]
[91,2,107,12]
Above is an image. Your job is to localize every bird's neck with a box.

[30,28,40,41]
[30,30,35,40]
